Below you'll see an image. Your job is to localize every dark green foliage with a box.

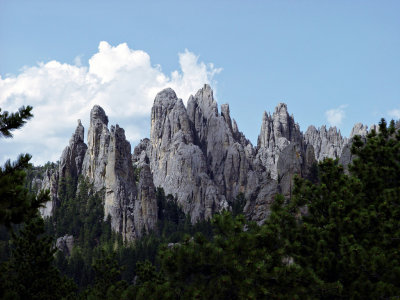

[281,118,400,298]
[0,105,47,227]
[0,216,76,299]
[230,192,246,217]
[0,154,48,227]
[84,251,128,300]
[131,118,400,299]
[0,105,33,138]
[47,177,118,289]
[133,211,315,299]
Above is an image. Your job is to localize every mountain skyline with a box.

[1,1,399,165]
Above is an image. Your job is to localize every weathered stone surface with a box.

[82,105,110,191]
[149,87,228,222]
[59,120,88,180]
[244,178,279,225]
[132,138,151,166]
[38,168,59,217]
[104,125,138,241]
[187,84,254,202]
[79,106,157,241]
[56,235,74,256]
[255,103,303,180]
[350,123,368,138]
[277,143,306,197]
[37,84,386,237]
[304,125,346,161]
[134,164,158,236]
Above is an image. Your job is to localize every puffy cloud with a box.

[325,105,347,127]
[388,108,400,120]
[0,41,221,165]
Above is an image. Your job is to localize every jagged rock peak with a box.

[304,125,346,161]
[151,88,192,145]
[81,105,111,191]
[221,103,233,131]
[59,119,88,180]
[90,105,109,126]
[256,102,303,180]
[350,123,368,138]
[70,119,84,144]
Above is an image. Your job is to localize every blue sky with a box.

[1,0,399,165]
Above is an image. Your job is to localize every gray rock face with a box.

[255,103,303,180]
[350,123,368,138]
[56,235,74,256]
[59,119,88,180]
[304,125,346,161]
[37,84,383,237]
[82,105,111,191]
[149,87,228,222]
[244,179,279,225]
[132,138,151,166]
[277,143,316,197]
[134,164,158,236]
[38,168,59,217]
[104,125,138,241]
[79,106,157,241]
[187,84,254,202]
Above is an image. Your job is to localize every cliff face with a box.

[304,125,347,161]
[149,87,227,222]
[255,103,303,180]
[35,84,379,235]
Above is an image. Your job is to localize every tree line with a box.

[0,105,399,299]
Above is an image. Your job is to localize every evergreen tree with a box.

[84,251,128,300]
[283,118,400,298]
[0,105,47,227]
[0,216,76,299]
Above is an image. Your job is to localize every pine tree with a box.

[0,105,47,227]
[284,118,400,298]
[0,216,76,299]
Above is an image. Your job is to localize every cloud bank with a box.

[325,105,347,127]
[0,42,221,165]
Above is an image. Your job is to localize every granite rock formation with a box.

[35,84,390,235]
[255,103,303,180]
[149,87,228,222]
[59,119,88,180]
[304,125,347,161]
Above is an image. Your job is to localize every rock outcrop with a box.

[82,105,110,192]
[56,235,74,256]
[38,167,59,217]
[59,120,88,180]
[36,84,386,236]
[149,87,227,222]
[304,125,346,161]
[187,85,254,203]
[255,103,303,180]
[104,125,138,240]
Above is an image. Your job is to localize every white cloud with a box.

[0,41,221,165]
[325,105,347,127]
[388,109,400,120]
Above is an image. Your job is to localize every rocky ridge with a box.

[34,84,383,236]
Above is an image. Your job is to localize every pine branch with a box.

[0,105,33,138]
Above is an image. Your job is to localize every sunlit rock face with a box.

[255,103,303,180]
[304,125,347,161]
[37,84,377,233]
[149,87,228,222]
[80,106,157,241]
